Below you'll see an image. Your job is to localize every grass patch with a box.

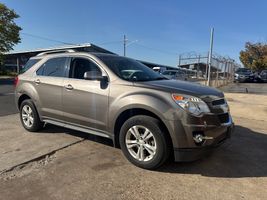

[0,71,18,76]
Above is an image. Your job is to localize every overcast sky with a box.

[2,0,267,66]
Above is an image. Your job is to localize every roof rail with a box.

[36,49,76,56]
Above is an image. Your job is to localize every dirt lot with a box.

[0,92,266,200]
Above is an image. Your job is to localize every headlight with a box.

[172,94,210,116]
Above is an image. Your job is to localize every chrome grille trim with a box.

[212,98,226,106]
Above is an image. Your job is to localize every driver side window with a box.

[69,57,101,79]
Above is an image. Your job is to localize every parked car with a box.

[234,68,254,82]
[257,70,267,82]
[162,69,187,81]
[15,50,234,169]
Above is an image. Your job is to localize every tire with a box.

[119,115,171,169]
[20,99,44,132]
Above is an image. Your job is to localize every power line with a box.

[21,32,178,56]
[21,32,75,45]
[22,32,124,47]
[133,43,178,55]
[98,40,122,45]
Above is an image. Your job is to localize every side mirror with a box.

[84,71,103,80]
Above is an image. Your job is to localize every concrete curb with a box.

[0,76,14,79]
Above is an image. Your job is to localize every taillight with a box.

[14,76,19,87]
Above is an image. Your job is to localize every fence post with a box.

[207,28,214,87]
[16,57,20,74]
[224,61,227,85]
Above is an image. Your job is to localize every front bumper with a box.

[167,109,234,162]
[235,75,254,82]
[173,124,234,162]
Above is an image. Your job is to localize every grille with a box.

[212,98,225,106]
[218,113,229,124]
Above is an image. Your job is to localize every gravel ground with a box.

[0,92,266,200]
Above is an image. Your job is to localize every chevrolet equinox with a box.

[15,50,234,169]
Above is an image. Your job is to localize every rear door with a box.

[62,56,109,132]
[33,56,68,120]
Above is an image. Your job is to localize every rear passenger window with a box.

[69,58,101,79]
[36,57,67,77]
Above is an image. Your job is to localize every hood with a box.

[134,80,224,98]
[240,72,252,75]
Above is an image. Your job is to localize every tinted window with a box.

[177,70,185,75]
[20,59,41,74]
[162,71,169,75]
[69,58,101,79]
[96,55,166,82]
[162,71,177,76]
[36,57,67,77]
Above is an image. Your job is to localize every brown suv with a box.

[15,50,234,169]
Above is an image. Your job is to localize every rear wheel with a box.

[119,115,171,169]
[20,99,44,132]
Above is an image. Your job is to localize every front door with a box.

[62,56,109,132]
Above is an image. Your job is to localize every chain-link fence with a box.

[178,52,241,87]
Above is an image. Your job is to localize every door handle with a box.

[34,79,41,84]
[64,84,73,90]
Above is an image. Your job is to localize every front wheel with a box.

[119,115,171,169]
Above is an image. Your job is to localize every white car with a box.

[162,70,187,81]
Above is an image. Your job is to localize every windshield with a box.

[162,71,177,75]
[236,68,251,73]
[96,55,166,82]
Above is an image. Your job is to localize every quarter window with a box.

[36,57,67,77]
[20,59,41,74]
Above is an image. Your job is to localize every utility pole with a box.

[178,54,182,68]
[224,61,228,85]
[197,55,200,79]
[207,28,214,86]
[123,35,138,57]
[123,35,127,56]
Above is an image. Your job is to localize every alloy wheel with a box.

[125,125,157,162]
[21,105,34,128]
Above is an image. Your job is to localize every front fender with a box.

[110,93,175,122]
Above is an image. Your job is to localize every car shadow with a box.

[39,123,113,147]
[38,123,267,178]
[158,125,267,178]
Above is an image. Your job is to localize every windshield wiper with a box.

[130,77,168,82]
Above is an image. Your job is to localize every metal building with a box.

[2,43,115,73]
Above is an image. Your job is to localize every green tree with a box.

[240,42,267,71]
[0,3,22,64]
